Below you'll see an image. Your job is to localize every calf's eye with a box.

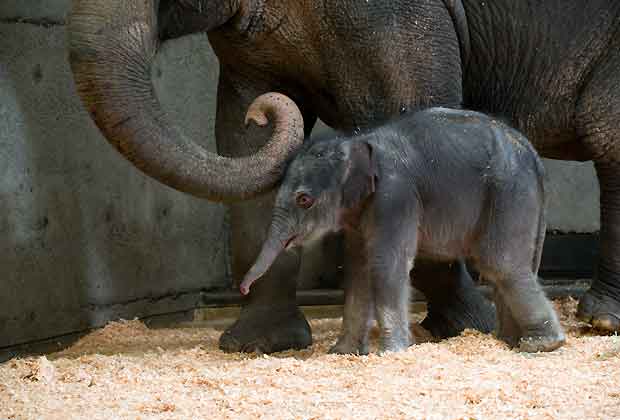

[296,193,315,209]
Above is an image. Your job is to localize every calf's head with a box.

[240,139,376,295]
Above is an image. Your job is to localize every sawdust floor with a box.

[1,298,619,420]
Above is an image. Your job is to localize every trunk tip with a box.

[239,277,255,295]
[245,112,269,128]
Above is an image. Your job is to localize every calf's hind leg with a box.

[491,272,564,352]
[478,193,564,352]
[493,289,522,348]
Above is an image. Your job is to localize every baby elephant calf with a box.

[240,107,565,355]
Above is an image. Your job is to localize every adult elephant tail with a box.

[68,0,304,202]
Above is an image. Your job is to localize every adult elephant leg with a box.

[220,193,313,353]
[411,260,497,338]
[575,44,620,333]
[215,74,316,353]
[577,162,620,331]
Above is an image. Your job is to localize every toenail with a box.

[592,313,620,331]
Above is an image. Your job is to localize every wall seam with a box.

[0,17,66,27]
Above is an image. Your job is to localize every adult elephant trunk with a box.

[68,0,305,202]
[240,212,296,295]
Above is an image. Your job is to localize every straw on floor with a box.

[1,298,619,420]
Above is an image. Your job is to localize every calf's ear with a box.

[342,141,377,209]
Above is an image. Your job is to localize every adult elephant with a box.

[68,0,620,353]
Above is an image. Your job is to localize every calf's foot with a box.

[219,304,312,353]
[496,309,565,352]
[519,319,566,353]
[378,336,411,354]
[328,336,369,355]
[498,284,566,353]
[519,334,566,353]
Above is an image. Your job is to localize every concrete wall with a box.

[0,2,599,349]
[0,8,230,349]
[544,160,599,233]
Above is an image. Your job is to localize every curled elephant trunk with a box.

[240,222,296,295]
[68,0,305,202]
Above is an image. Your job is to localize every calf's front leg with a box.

[372,249,414,353]
[329,230,373,355]
[371,218,417,353]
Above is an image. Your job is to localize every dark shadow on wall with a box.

[0,23,230,351]
[0,22,91,348]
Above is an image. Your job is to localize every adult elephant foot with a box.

[577,291,620,332]
[420,283,497,338]
[219,304,312,353]
[576,162,620,333]
[218,240,313,354]
[413,260,497,338]
[219,192,313,354]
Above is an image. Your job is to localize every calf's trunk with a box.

[240,220,296,295]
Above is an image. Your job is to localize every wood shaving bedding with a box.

[1,298,619,420]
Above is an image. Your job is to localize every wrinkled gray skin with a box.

[68,0,620,354]
[242,107,566,354]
